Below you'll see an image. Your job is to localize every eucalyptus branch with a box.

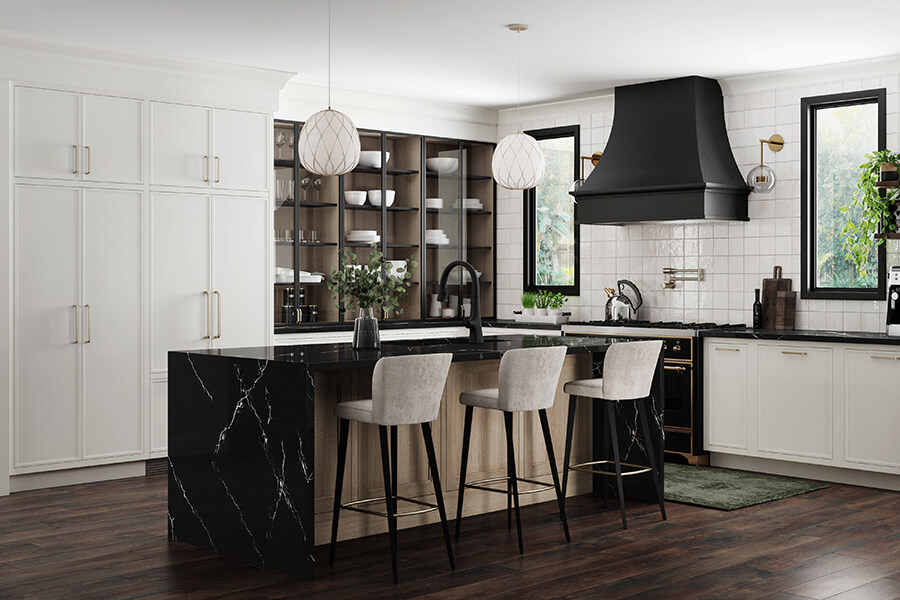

[326,244,417,316]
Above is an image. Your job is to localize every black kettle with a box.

[605,279,643,321]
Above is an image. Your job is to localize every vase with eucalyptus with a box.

[327,244,417,349]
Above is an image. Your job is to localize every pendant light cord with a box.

[327,0,332,109]
[516,27,521,132]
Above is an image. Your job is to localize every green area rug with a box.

[663,463,828,511]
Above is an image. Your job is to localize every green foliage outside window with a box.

[534,137,575,287]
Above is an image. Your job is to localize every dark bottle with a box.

[752,288,762,329]
[281,288,296,324]
[308,305,318,322]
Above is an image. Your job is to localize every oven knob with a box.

[673,342,682,352]
[662,342,667,351]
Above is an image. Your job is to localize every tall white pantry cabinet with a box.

[10,85,272,480]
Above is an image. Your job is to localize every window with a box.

[523,125,580,295]
[801,89,886,300]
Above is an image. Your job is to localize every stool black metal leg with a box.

[503,411,524,554]
[422,422,455,569]
[507,479,512,530]
[538,409,570,543]
[390,425,398,516]
[638,397,667,521]
[379,426,399,583]
[602,404,612,508]
[329,418,350,567]
[606,402,628,529]
[561,394,577,500]
[455,405,473,541]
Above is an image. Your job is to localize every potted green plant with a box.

[841,150,900,278]
[521,291,536,316]
[546,292,568,316]
[534,290,550,316]
[327,244,416,348]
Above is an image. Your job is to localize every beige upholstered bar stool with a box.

[455,346,570,554]
[329,353,454,583]
[561,340,666,529]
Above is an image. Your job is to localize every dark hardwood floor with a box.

[1,473,899,599]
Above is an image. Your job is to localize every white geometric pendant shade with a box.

[491,132,545,190]
[298,108,361,176]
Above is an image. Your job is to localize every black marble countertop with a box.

[274,318,563,335]
[700,328,900,346]
[178,334,612,371]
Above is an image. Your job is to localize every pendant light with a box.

[491,24,545,191]
[298,0,360,176]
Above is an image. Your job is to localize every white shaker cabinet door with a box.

[15,87,81,180]
[150,102,211,188]
[211,195,268,349]
[151,193,211,373]
[758,344,833,460]
[212,109,268,192]
[82,189,144,459]
[844,349,900,468]
[14,185,81,467]
[705,342,750,450]
[83,95,143,185]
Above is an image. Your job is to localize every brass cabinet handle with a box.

[781,351,808,356]
[72,145,79,174]
[204,155,210,183]
[214,291,222,339]
[203,291,211,339]
[72,305,79,343]
[715,347,740,352]
[84,146,91,175]
[870,355,900,360]
[295,307,301,323]
[215,156,220,183]
[84,304,91,343]
[664,365,687,373]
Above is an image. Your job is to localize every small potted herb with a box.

[534,290,550,316]
[521,291,536,316]
[546,292,568,316]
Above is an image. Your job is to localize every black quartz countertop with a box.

[176,334,611,370]
[700,328,900,346]
[274,318,563,335]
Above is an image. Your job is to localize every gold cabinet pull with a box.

[870,355,900,360]
[72,305,79,343]
[214,291,222,339]
[203,291,211,339]
[781,351,808,356]
[72,145,79,174]
[215,156,221,183]
[715,347,740,352]
[84,146,91,175]
[204,155,210,182]
[664,365,687,373]
[84,304,91,343]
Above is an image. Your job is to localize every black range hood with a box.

[572,76,750,224]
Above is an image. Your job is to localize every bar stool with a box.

[455,346,570,554]
[561,340,666,529]
[329,353,454,583]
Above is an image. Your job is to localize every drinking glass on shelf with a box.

[275,131,286,160]
[300,177,311,203]
[308,230,318,243]
[276,179,285,203]
[298,230,307,243]
[312,177,323,203]
[288,179,295,201]
[287,132,295,159]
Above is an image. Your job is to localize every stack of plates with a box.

[426,229,450,245]
[346,230,381,244]
[425,197,443,209]
[463,198,484,210]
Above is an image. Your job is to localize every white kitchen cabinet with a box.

[150,102,267,192]
[13,185,144,470]
[844,348,900,469]
[705,341,749,450]
[14,86,143,184]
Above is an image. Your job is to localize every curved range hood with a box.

[572,76,750,225]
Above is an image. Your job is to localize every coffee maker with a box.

[888,266,900,336]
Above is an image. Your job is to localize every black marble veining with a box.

[167,334,662,578]
[701,327,900,346]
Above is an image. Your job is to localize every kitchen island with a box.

[167,334,663,578]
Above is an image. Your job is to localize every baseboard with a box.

[9,461,147,493]
[710,453,900,492]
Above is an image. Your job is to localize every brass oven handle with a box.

[295,308,301,323]
[85,146,91,175]
[215,156,221,183]
[715,347,740,352]
[214,291,221,339]
[664,365,687,373]
[870,355,900,360]
[781,351,807,356]
[72,305,79,343]
[204,155,210,182]
[203,291,211,339]
[72,145,79,174]
[84,304,91,343]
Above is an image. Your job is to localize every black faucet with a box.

[438,260,483,344]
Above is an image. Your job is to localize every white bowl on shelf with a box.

[358,150,390,168]
[344,191,367,205]
[368,189,395,207]
[426,157,459,174]
[425,197,444,209]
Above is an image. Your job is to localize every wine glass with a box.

[300,177,311,203]
[287,132,295,160]
[312,177,323,203]
[275,131,286,160]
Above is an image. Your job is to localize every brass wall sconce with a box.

[662,267,704,289]
[570,151,603,193]
[746,134,784,194]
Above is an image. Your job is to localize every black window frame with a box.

[801,88,887,300]
[523,124,581,296]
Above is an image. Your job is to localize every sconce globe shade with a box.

[491,132,545,190]
[298,108,361,176]
[746,164,776,194]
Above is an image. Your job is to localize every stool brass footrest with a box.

[464,475,555,496]
[341,495,439,518]
[569,459,652,477]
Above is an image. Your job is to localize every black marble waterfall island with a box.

[167,335,664,578]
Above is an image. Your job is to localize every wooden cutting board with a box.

[762,266,791,329]
[775,290,797,330]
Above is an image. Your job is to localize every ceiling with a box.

[2,0,899,109]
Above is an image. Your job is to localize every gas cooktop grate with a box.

[568,320,744,330]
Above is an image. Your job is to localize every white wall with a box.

[496,58,900,331]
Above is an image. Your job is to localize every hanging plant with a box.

[840,149,900,278]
